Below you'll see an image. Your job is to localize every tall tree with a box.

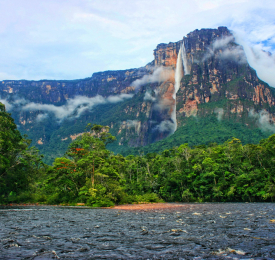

[0,103,43,202]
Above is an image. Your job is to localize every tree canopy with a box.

[1,110,275,205]
[0,103,44,203]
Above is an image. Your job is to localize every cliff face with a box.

[174,27,275,127]
[1,26,275,163]
[0,67,150,104]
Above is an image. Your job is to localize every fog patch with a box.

[213,36,235,49]
[22,94,133,121]
[203,35,246,64]
[233,31,275,88]
[249,109,275,132]
[125,120,140,128]
[107,93,133,103]
[153,98,174,112]
[0,99,13,111]
[131,66,174,90]
[154,120,174,133]
[214,108,224,121]
[144,91,156,102]
[36,113,49,122]
[0,97,30,111]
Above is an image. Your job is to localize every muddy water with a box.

[0,203,275,259]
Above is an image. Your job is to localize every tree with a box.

[50,124,123,206]
[0,103,43,203]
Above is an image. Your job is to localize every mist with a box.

[249,109,275,132]
[143,91,156,102]
[131,66,174,90]
[1,93,133,121]
[0,99,13,111]
[234,31,275,88]
[214,108,224,121]
[154,120,174,133]
[203,35,247,64]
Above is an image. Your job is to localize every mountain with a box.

[1,26,275,163]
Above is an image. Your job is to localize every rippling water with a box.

[0,203,275,259]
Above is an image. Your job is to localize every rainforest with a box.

[1,102,275,206]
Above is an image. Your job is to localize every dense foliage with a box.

[120,115,270,156]
[0,103,44,203]
[1,104,275,205]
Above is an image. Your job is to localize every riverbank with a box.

[1,202,177,210]
[112,202,187,211]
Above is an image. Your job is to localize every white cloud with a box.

[144,91,156,102]
[107,94,133,103]
[154,120,174,133]
[131,66,174,90]
[203,35,247,64]
[249,109,275,132]
[0,0,273,83]
[125,120,140,128]
[0,99,13,111]
[36,113,48,122]
[214,108,224,121]
[0,97,28,111]
[219,47,247,64]
[134,67,170,88]
[233,31,275,88]
[13,98,28,106]
[213,36,235,50]
[5,93,133,121]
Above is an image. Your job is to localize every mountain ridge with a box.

[1,26,275,163]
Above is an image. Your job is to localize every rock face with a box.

[175,27,275,127]
[1,26,275,163]
[0,67,150,104]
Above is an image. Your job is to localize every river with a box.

[0,203,274,259]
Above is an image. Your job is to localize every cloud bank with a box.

[144,91,156,102]
[203,35,247,64]
[2,93,133,121]
[131,66,174,90]
[154,120,174,133]
[234,32,275,88]
[0,0,274,90]
[249,109,275,132]
[0,99,13,111]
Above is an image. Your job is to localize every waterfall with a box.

[171,46,183,134]
[182,40,190,75]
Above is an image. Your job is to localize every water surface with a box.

[0,203,274,259]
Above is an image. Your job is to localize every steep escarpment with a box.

[0,66,151,104]
[174,27,275,128]
[1,26,275,163]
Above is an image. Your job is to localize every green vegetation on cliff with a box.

[1,105,274,205]
[118,115,271,156]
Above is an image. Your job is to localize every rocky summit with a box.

[1,26,275,163]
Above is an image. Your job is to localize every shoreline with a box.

[1,202,272,211]
[0,202,185,210]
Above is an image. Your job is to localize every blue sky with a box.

[0,0,274,86]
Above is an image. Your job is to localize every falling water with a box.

[182,40,190,75]
[171,46,183,134]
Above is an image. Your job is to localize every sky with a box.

[0,0,274,85]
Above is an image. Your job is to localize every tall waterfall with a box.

[171,46,183,134]
[182,40,190,75]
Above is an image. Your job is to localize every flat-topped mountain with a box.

[1,26,275,163]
